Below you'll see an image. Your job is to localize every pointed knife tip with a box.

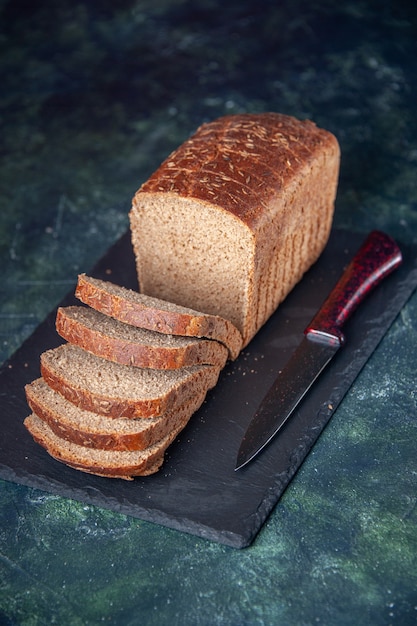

[234,451,253,471]
[234,456,245,472]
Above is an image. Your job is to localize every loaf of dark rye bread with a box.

[55,306,229,369]
[25,112,340,479]
[40,343,222,419]
[75,274,243,359]
[130,112,340,346]
[25,377,208,451]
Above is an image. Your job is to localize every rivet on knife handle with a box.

[235,231,403,471]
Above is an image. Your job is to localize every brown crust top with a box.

[136,113,339,230]
[75,274,242,359]
[55,306,228,370]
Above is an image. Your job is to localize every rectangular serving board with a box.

[1,229,416,548]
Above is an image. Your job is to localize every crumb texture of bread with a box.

[55,305,228,369]
[24,413,181,479]
[130,112,340,346]
[75,274,243,359]
[40,343,221,418]
[25,377,208,451]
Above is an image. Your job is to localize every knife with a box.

[235,230,403,470]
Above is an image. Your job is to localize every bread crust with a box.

[40,344,221,419]
[25,378,207,451]
[136,113,339,231]
[75,274,243,359]
[55,306,228,369]
[24,413,180,479]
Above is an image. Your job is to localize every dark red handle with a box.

[305,231,402,346]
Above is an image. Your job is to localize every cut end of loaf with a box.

[130,194,255,337]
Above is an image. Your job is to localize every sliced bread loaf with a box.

[55,306,228,369]
[40,343,221,419]
[25,377,208,451]
[130,112,340,346]
[24,413,181,479]
[75,274,243,359]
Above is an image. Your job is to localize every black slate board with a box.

[1,230,416,548]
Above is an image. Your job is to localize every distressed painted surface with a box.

[1,1,416,624]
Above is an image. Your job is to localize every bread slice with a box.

[24,413,181,479]
[25,377,208,451]
[40,343,221,419]
[55,305,228,369]
[75,274,243,359]
[130,112,340,346]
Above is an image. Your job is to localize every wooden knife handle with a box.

[305,230,403,346]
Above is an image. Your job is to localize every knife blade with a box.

[235,230,403,470]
